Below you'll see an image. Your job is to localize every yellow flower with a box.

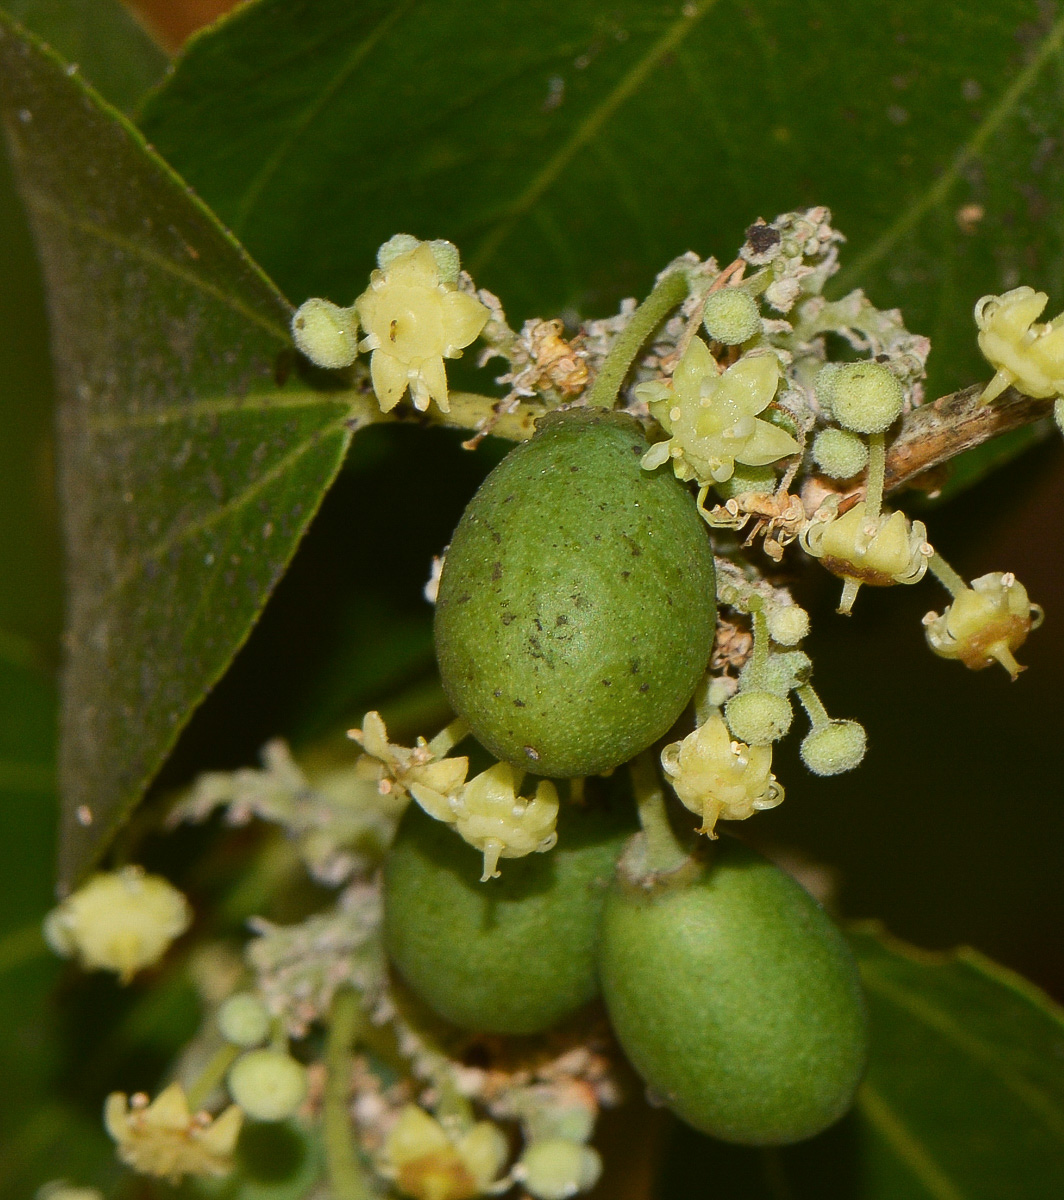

[383,1105,509,1200]
[660,711,783,838]
[105,1083,242,1183]
[974,286,1064,404]
[411,761,559,882]
[924,571,1042,680]
[638,338,798,485]
[801,500,930,614]
[355,243,489,414]
[43,867,190,983]
[349,710,469,802]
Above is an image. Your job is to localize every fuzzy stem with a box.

[630,750,690,875]
[795,683,831,732]
[927,551,969,600]
[864,432,886,518]
[750,606,770,674]
[324,988,373,1200]
[428,718,469,759]
[186,1043,241,1112]
[587,271,690,409]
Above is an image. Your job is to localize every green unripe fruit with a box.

[435,409,716,778]
[702,289,761,345]
[228,1050,308,1122]
[811,427,869,479]
[801,719,867,776]
[218,992,271,1048]
[383,792,634,1034]
[827,361,905,434]
[725,689,793,744]
[598,840,868,1145]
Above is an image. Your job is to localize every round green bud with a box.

[217,992,271,1048]
[228,1050,308,1122]
[713,463,777,501]
[428,238,461,285]
[435,409,717,778]
[290,298,358,370]
[520,1139,603,1200]
[598,839,868,1145]
[811,428,869,479]
[800,720,867,776]
[765,604,810,647]
[702,289,762,345]
[828,362,904,434]
[384,790,635,1035]
[376,232,421,269]
[739,650,811,698]
[725,690,793,745]
[813,362,843,412]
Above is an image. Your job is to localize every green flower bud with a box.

[428,238,461,285]
[828,362,904,434]
[813,362,843,412]
[811,428,869,479]
[739,650,811,697]
[800,720,867,776]
[765,604,810,647]
[377,232,421,269]
[290,298,358,370]
[725,690,793,745]
[217,992,271,1048]
[702,289,761,345]
[227,1050,308,1122]
[713,464,777,501]
[520,1139,603,1200]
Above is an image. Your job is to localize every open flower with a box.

[974,286,1064,404]
[924,571,1042,679]
[383,1105,509,1200]
[105,1083,242,1183]
[355,242,489,414]
[411,761,559,881]
[801,499,930,614]
[349,710,469,803]
[638,338,798,485]
[660,710,783,838]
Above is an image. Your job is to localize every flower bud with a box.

[217,992,271,1048]
[227,1049,308,1122]
[765,604,810,647]
[811,427,868,479]
[702,289,761,345]
[290,297,359,369]
[725,690,793,745]
[827,362,904,434]
[800,720,866,776]
[520,1139,603,1200]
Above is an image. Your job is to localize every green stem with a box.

[324,988,373,1200]
[587,271,690,409]
[186,1042,241,1111]
[927,551,969,600]
[865,432,886,518]
[795,684,830,732]
[630,751,690,875]
[750,606,769,675]
[428,718,469,759]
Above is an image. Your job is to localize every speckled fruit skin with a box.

[434,409,716,779]
[383,792,635,1035]
[598,839,868,1145]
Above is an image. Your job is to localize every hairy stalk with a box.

[630,750,690,875]
[865,432,886,517]
[927,552,969,599]
[587,271,689,409]
[186,1043,240,1111]
[324,988,373,1200]
[795,683,830,731]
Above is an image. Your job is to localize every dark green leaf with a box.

[140,0,1064,412]
[0,14,376,888]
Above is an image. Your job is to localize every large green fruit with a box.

[434,409,716,779]
[598,839,868,1145]
[383,789,634,1035]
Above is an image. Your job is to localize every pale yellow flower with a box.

[349,710,469,802]
[355,243,489,414]
[924,571,1042,680]
[105,1083,242,1182]
[638,338,798,485]
[975,286,1064,404]
[383,1105,509,1200]
[661,711,783,838]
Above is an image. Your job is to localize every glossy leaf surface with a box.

[0,14,372,886]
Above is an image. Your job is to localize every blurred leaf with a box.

[141,0,1064,408]
[661,923,1064,1199]
[0,15,376,888]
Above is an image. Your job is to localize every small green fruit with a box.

[434,409,716,778]
[598,839,868,1145]
[383,791,634,1034]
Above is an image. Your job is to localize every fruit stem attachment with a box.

[794,683,830,731]
[587,271,689,409]
[324,988,373,1200]
[630,750,691,876]
[185,1042,240,1111]
[927,551,969,600]
[864,431,886,518]
[428,718,469,759]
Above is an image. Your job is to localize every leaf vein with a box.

[858,1082,967,1200]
